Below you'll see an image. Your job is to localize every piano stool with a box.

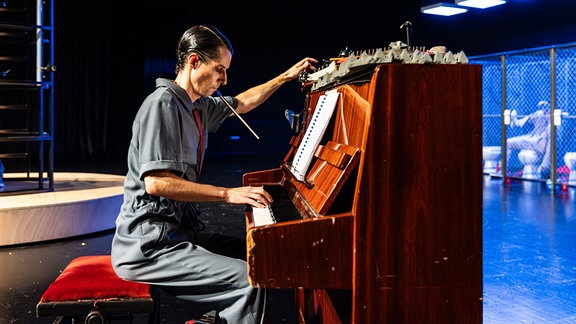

[36,255,158,324]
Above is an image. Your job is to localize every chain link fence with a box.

[470,43,576,186]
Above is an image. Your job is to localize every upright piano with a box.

[243,51,483,323]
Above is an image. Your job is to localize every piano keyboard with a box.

[248,185,304,227]
[252,205,276,227]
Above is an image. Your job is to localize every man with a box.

[111,24,317,323]
[508,100,551,178]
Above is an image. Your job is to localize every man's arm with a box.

[143,170,273,207]
[234,57,317,114]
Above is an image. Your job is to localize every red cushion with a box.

[40,255,150,302]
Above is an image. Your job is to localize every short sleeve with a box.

[134,96,191,179]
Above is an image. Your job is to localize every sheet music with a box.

[289,90,339,182]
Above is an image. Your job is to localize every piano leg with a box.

[295,288,351,323]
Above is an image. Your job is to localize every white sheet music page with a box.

[289,90,339,182]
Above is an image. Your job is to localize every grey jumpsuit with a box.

[111,78,267,323]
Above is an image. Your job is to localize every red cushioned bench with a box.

[36,255,157,324]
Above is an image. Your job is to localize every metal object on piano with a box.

[399,21,413,47]
[306,45,469,91]
[284,109,306,134]
[338,46,351,57]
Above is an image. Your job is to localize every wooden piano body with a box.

[243,63,483,323]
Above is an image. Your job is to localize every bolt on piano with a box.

[244,44,483,323]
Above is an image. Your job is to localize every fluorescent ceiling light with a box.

[455,0,506,9]
[421,2,469,16]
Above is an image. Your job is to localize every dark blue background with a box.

[53,0,576,163]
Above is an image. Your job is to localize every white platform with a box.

[0,172,124,246]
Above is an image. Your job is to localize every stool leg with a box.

[149,287,161,324]
[85,310,104,324]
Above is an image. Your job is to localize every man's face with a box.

[191,47,232,97]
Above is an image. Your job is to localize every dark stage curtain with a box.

[54,1,144,166]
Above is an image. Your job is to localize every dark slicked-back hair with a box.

[175,24,234,75]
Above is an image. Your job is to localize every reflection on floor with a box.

[482,177,576,323]
[1,154,576,323]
